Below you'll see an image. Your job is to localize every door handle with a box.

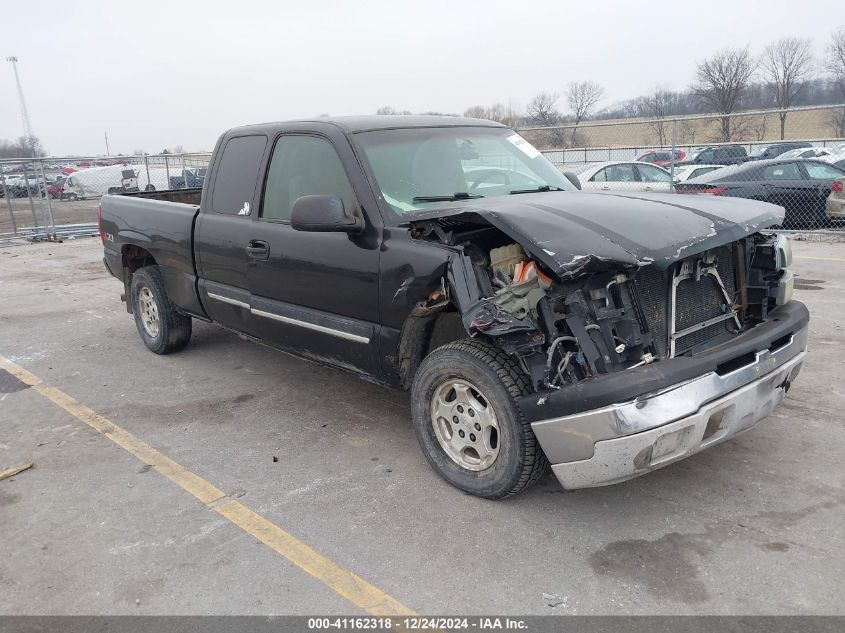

[600,186,611,190]
[246,239,269,260]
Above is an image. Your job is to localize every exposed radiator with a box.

[633,245,738,358]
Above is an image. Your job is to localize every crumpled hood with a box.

[406,191,784,279]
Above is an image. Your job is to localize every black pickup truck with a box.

[100,115,808,499]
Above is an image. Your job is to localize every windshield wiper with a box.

[509,185,566,195]
[412,192,484,203]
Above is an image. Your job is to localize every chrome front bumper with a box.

[532,326,807,490]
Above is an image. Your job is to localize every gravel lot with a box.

[0,236,843,615]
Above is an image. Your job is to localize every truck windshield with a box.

[353,127,574,217]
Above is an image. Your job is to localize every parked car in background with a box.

[674,145,747,166]
[778,147,830,160]
[671,164,724,183]
[167,167,207,189]
[47,175,69,199]
[575,161,672,192]
[826,177,845,223]
[675,158,845,228]
[634,149,686,166]
[744,141,812,162]
[62,165,178,200]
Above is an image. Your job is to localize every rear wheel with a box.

[130,266,192,354]
[410,339,548,499]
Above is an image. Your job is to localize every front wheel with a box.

[130,266,192,354]
[410,339,548,499]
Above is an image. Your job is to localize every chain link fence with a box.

[520,104,845,231]
[3,106,845,245]
[0,153,210,246]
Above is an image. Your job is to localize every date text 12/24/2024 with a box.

[307,618,528,630]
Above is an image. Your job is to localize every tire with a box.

[130,266,192,354]
[410,338,548,499]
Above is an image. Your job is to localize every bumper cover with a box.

[529,302,808,490]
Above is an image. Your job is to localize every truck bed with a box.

[100,190,204,318]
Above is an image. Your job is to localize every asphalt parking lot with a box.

[1,236,843,615]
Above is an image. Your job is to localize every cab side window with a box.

[210,135,268,215]
[262,135,355,221]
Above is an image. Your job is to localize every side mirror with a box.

[563,172,582,190]
[290,195,364,233]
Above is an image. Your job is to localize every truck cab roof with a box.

[226,115,506,137]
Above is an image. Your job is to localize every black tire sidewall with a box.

[130,268,169,354]
[411,346,531,499]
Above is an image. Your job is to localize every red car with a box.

[46,169,76,199]
[635,150,686,166]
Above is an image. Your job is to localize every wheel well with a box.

[398,309,467,389]
[122,245,157,273]
[121,246,157,313]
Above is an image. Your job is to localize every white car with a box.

[575,161,672,192]
[671,164,725,183]
[822,145,845,165]
[778,147,831,160]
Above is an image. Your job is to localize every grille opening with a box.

[768,334,792,353]
[632,245,738,360]
[716,352,757,376]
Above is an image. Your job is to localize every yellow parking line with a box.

[0,354,415,617]
[794,256,845,262]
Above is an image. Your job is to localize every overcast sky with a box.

[2,0,842,156]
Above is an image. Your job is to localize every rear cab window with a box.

[210,135,268,215]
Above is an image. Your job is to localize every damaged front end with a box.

[408,208,801,409]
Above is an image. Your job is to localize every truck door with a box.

[246,130,383,377]
[195,133,268,335]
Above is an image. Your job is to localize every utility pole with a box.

[6,56,35,151]
[104,131,110,156]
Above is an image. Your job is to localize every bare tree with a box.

[0,135,46,158]
[525,92,568,147]
[565,81,604,145]
[641,87,679,145]
[463,105,488,119]
[375,106,411,115]
[692,47,757,141]
[526,92,561,126]
[760,37,814,138]
[463,103,522,127]
[826,28,845,136]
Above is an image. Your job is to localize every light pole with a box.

[6,56,35,145]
